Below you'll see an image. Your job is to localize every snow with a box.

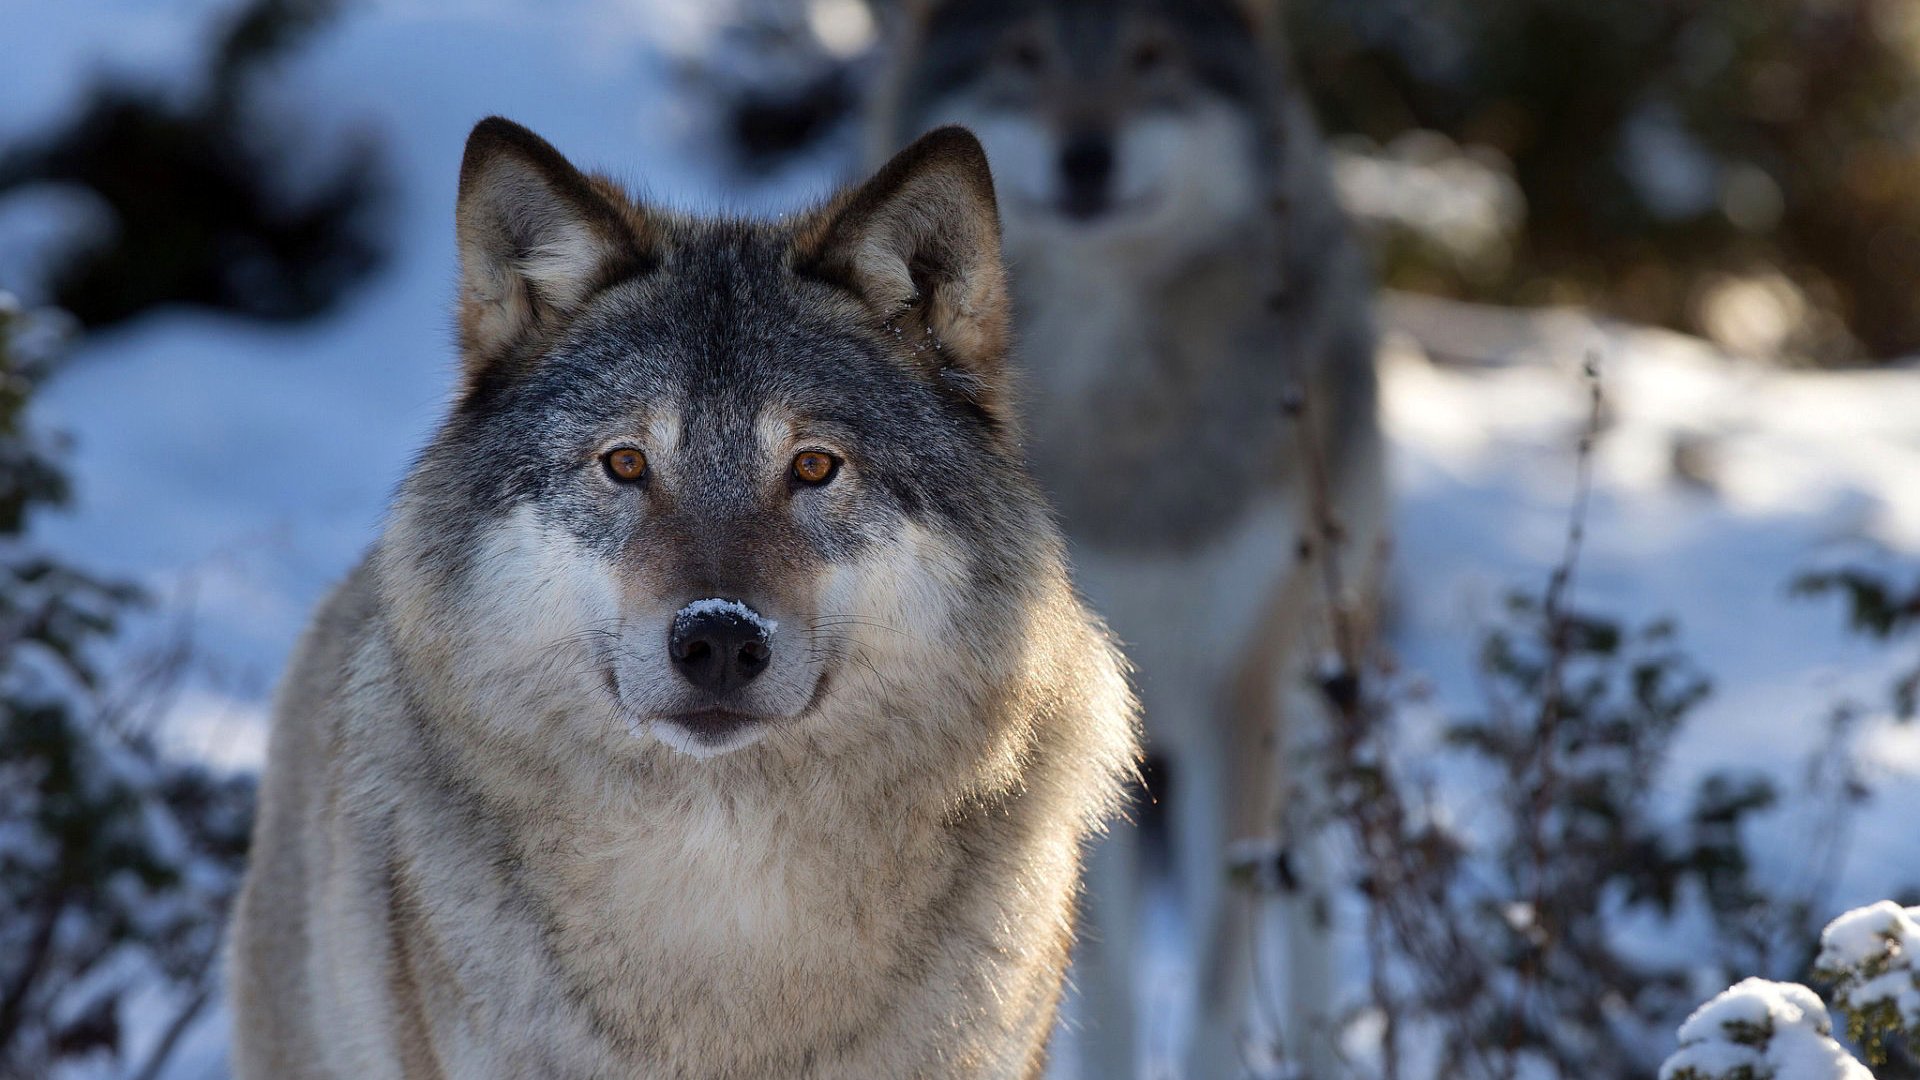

[1677,978,1831,1044]
[1819,901,1918,972]
[676,597,778,635]
[1661,978,1872,1080]
[1378,295,1920,915]
[8,1,1920,1076]
[1333,132,1524,274]
[1816,900,1920,1047]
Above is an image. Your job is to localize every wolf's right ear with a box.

[792,126,1012,424]
[455,117,652,382]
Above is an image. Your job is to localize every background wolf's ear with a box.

[793,126,1011,422]
[455,117,651,380]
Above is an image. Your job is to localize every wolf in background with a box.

[227,119,1136,1078]
[871,2,1387,1075]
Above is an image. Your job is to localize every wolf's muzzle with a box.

[1059,130,1115,220]
[669,600,772,694]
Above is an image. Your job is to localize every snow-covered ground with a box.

[1381,292,1920,916]
[7,1,1920,1075]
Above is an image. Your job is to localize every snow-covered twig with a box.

[1815,901,1920,1067]
[1661,978,1872,1080]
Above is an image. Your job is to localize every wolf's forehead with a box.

[537,230,921,438]
[911,0,1260,101]
[933,0,1233,43]
[669,400,798,452]
[587,250,830,383]
[563,306,865,437]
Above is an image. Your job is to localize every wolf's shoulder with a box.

[290,555,380,684]
[266,555,385,749]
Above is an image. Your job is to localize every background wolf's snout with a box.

[669,602,772,693]
[1058,132,1114,219]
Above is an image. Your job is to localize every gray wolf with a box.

[226,117,1137,1079]
[871,3,1386,1075]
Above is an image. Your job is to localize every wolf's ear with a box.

[455,117,651,379]
[793,126,1011,421]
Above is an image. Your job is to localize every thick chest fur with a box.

[532,783,960,1054]
[1069,493,1299,742]
[353,730,1072,1080]
[1002,223,1372,746]
[1009,236,1292,555]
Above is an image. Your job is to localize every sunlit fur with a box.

[873,2,1388,1076]
[227,119,1137,1079]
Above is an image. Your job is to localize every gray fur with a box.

[227,121,1137,1079]
[872,4,1387,1076]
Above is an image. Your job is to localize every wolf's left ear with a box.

[455,117,652,381]
[793,127,1011,421]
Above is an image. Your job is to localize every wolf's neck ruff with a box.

[226,118,1136,1080]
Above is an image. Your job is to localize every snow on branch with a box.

[1660,978,1871,1080]
[1815,901,1920,1066]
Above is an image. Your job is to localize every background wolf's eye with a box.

[791,451,838,486]
[1005,38,1044,73]
[603,448,648,482]
[1130,40,1169,74]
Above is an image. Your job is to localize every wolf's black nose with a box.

[1059,132,1114,219]
[670,603,772,693]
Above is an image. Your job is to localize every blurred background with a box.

[2,0,1918,1077]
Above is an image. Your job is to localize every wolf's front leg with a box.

[1072,817,1146,1079]
[1174,732,1258,1080]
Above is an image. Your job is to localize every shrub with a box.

[0,298,254,1077]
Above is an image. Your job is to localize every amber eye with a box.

[791,451,839,486]
[602,447,648,482]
